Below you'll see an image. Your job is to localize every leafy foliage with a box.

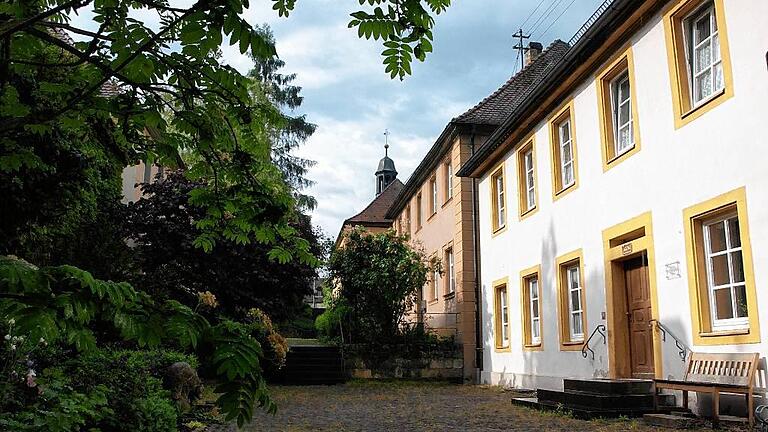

[324,228,430,343]
[125,171,322,321]
[0,256,275,426]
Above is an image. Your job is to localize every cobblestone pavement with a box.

[244,381,686,432]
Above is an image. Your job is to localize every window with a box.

[521,266,542,349]
[490,166,506,232]
[683,187,759,345]
[416,193,423,229]
[664,0,733,128]
[516,139,537,218]
[566,265,584,340]
[687,4,722,106]
[432,264,440,301]
[444,247,455,295]
[596,48,641,170]
[405,205,412,235]
[444,161,453,203]
[703,214,746,329]
[494,280,510,350]
[549,102,578,199]
[429,176,438,215]
[556,250,586,349]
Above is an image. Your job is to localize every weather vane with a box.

[383,129,390,155]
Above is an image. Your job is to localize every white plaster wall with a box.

[478,0,768,392]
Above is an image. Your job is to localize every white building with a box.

[457,0,768,413]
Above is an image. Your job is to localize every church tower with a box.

[375,142,398,196]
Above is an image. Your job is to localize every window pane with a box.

[708,220,727,252]
[714,288,734,320]
[569,267,580,289]
[713,33,721,62]
[562,142,572,163]
[619,101,630,125]
[563,164,574,186]
[734,285,748,318]
[696,69,713,101]
[728,217,741,247]
[532,322,540,339]
[695,41,712,74]
[532,301,539,318]
[695,14,711,43]
[571,290,581,311]
[572,313,583,336]
[731,251,744,283]
[618,126,632,150]
[560,121,570,142]
[710,254,730,286]
[528,189,535,208]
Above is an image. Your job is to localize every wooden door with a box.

[624,255,655,377]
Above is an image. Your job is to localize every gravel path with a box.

[242,381,686,432]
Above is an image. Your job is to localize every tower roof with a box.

[376,144,397,175]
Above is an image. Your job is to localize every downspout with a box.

[470,125,483,383]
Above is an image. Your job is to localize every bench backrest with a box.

[683,352,760,388]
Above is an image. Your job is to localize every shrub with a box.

[66,348,187,431]
[0,368,111,432]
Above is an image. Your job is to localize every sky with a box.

[72,0,610,238]
[238,0,610,238]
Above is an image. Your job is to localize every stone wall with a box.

[347,351,463,380]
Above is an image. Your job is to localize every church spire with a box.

[375,130,398,196]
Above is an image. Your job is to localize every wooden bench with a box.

[655,352,760,426]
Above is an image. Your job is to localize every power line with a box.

[517,0,549,31]
[528,0,567,36]
[536,0,578,40]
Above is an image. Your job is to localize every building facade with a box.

[458,0,768,410]
[386,42,569,380]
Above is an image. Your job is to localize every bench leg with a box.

[683,390,688,410]
[712,390,720,428]
[748,393,754,428]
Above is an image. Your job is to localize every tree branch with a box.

[0,0,90,39]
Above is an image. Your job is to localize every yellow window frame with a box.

[548,100,579,201]
[595,46,642,171]
[555,249,587,350]
[683,187,760,345]
[663,0,734,129]
[520,265,543,351]
[493,277,511,351]
[516,137,539,220]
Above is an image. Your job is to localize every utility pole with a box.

[512,28,530,71]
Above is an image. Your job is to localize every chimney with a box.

[525,42,543,67]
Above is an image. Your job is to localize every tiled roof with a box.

[344,179,404,226]
[49,28,121,98]
[453,40,570,126]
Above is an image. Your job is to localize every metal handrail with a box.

[581,324,607,360]
[651,320,689,361]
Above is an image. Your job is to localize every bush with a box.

[0,368,111,432]
[65,348,191,431]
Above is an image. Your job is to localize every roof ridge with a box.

[454,39,569,123]
[345,179,403,223]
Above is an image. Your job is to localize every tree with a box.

[125,171,322,321]
[326,228,430,343]
[249,25,317,211]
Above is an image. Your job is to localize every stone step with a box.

[563,378,654,395]
[512,396,659,420]
[537,388,655,410]
[643,413,703,429]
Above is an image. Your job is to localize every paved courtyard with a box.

[247,381,685,432]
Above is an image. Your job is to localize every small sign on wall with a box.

[621,243,633,256]
[665,261,681,280]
